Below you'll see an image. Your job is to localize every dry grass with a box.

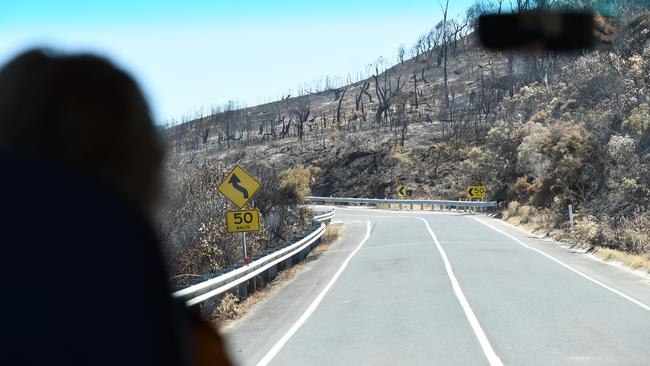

[501,201,555,237]
[596,247,650,273]
[391,149,412,165]
[212,223,346,326]
[500,204,650,275]
[506,216,522,226]
[318,223,344,251]
[215,293,241,320]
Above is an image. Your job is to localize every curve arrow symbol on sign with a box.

[398,186,407,196]
[229,174,249,198]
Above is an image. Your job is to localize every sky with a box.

[1,0,474,124]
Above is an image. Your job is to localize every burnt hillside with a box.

[164,31,547,167]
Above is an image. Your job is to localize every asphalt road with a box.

[224,207,650,366]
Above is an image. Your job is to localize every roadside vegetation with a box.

[158,162,315,287]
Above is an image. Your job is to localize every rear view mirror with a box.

[478,11,616,52]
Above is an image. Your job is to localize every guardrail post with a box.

[200,299,216,318]
[268,265,277,281]
[238,282,248,299]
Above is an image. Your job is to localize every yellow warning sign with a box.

[218,165,262,209]
[226,209,261,233]
[397,186,412,197]
[466,186,486,199]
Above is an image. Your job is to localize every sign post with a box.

[218,165,263,265]
[242,233,250,265]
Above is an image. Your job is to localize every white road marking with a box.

[471,217,650,312]
[255,221,373,366]
[339,211,504,366]
[260,210,502,365]
[361,241,435,249]
[415,217,504,366]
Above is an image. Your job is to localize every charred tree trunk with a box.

[336,87,348,123]
[412,71,418,109]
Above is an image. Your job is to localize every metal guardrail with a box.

[307,196,497,208]
[314,210,335,223]
[173,212,334,307]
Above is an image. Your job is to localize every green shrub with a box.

[279,165,312,201]
[622,103,650,142]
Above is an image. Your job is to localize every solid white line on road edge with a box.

[416,217,505,366]
[471,217,650,312]
[255,221,373,366]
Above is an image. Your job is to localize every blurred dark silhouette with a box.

[478,11,616,52]
[0,50,231,365]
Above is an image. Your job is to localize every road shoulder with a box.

[222,220,368,366]
[472,215,650,308]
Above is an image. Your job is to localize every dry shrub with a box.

[572,216,600,247]
[391,148,411,165]
[216,293,241,320]
[598,222,617,245]
[505,201,520,219]
[321,224,344,245]
[549,229,565,241]
[528,208,558,233]
[618,216,650,253]
[514,177,530,199]
[501,200,536,224]
[518,205,536,223]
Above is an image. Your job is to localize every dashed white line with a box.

[338,211,504,366]
[415,217,504,366]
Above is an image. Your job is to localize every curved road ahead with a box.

[224,207,650,366]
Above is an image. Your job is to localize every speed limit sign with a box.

[226,209,260,233]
